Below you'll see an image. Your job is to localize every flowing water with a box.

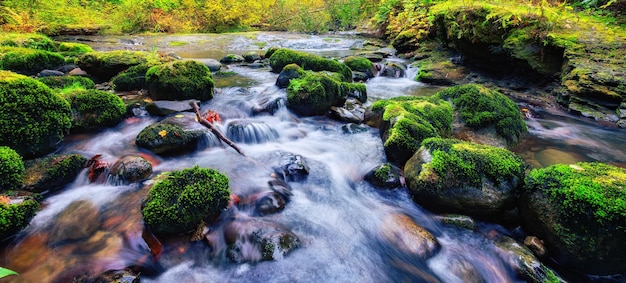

[1,32,625,283]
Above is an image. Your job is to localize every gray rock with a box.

[145,100,199,116]
[38,69,64,77]
[109,155,153,184]
[192,58,222,72]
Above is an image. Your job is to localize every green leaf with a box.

[0,267,18,278]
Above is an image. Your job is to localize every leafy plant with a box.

[0,267,18,278]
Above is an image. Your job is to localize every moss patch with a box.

[269,48,353,82]
[38,76,95,89]
[0,199,39,240]
[146,60,214,101]
[0,33,58,51]
[77,50,160,82]
[23,154,87,193]
[0,47,65,75]
[0,146,24,192]
[62,89,126,131]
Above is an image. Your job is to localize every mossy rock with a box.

[0,71,71,158]
[57,42,94,57]
[269,48,353,82]
[434,84,527,146]
[23,154,87,193]
[142,166,231,235]
[502,28,563,76]
[0,198,39,240]
[343,56,375,79]
[0,47,65,75]
[76,50,157,82]
[0,146,24,192]
[371,96,453,165]
[286,71,347,116]
[276,63,305,88]
[405,138,525,217]
[364,162,402,189]
[37,75,95,89]
[63,89,126,132]
[520,162,626,275]
[415,59,465,85]
[146,60,214,101]
[136,123,204,156]
[0,33,58,51]
[111,62,162,91]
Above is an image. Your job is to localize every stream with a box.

[1,32,625,283]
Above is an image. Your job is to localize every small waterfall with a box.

[226,120,279,144]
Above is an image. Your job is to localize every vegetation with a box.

[23,154,87,192]
[0,198,39,240]
[142,166,231,235]
[0,146,23,192]
[61,88,126,131]
[76,50,160,82]
[0,47,65,75]
[136,123,203,155]
[269,48,353,82]
[37,76,95,89]
[0,71,71,158]
[146,60,214,101]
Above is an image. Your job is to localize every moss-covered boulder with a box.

[434,84,527,146]
[286,71,346,116]
[276,63,305,88]
[111,62,161,91]
[415,59,466,85]
[146,60,214,101]
[405,138,525,217]
[0,197,39,240]
[142,166,231,235]
[0,146,24,192]
[494,236,565,283]
[0,47,65,75]
[269,48,353,82]
[0,71,71,158]
[136,123,204,156]
[371,96,453,165]
[37,75,95,89]
[63,89,126,132]
[343,56,375,80]
[364,163,402,189]
[23,154,87,193]
[57,42,94,57]
[0,33,58,51]
[76,50,156,82]
[520,162,626,275]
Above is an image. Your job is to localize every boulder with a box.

[404,138,525,217]
[146,60,214,101]
[276,63,304,88]
[0,146,24,192]
[224,217,300,262]
[49,200,100,244]
[111,61,163,91]
[0,71,71,158]
[329,98,366,124]
[63,89,126,132]
[0,196,39,240]
[37,69,64,77]
[379,213,440,260]
[520,162,626,275]
[37,75,95,89]
[77,50,157,82]
[0,33,58,51]
[364,163,402,189]
[343,56,375,80]
[379,62,406,78]
[220,54,245,64]
[273,153,309,182]
[135,122,204,156]
[494,236,564,283]
[109,155,152,184]
[192,58,222,72]
[269,48,353,82]
[415,59,465,85]
[23,154,87,193]
[242,51,262,63]
[0,47,65,76]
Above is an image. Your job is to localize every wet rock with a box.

[364,163,402,189]
[243,51,262,63]
[495,236,564,283]
[145,100,199,116]
[23,154,87,193]
[254,191,287,216]
[405,138,524,217]
[220,54,245,64]
[76,50,154,82]
[252,96,285,115]
[38,69,64,77]
[73,269,140,283]
[276,63,304,88]
[352,71,369,82]
[109,155,153,184]
[49,200,100,244]
[224,217,300,262]
[380,213,440,260]
[56,64,79,74]
[192,58,222,72]
[273,153,309,182]
[343,56,375,80]
[436,214,476,230]
[341,123,369,134]
[415,59,466,85]
[68,67,88,76]
[533,147,584,167]
[330,98,366,124]
[448,256,485,283]
[379,62,406,78]
[136,122,205,156]
[356,52,384,62]
[524,236,546,258]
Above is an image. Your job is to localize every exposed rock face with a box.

[273,153,309,182]
[404,138,524,217]
[109,155,153,184]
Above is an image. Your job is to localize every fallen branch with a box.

[190,101,246,156]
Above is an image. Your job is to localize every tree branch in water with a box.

[190,101,245,156]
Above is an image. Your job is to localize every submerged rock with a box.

[273,153,309,182]
[379,213,440,260]
[364,163,402,189]
[49,200,100,244]
[224,217,300,262]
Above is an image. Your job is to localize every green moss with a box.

[264,46,280,59]
[343,56,373,73]
[146,60,214,101]
[525,162,626,224]
[111,62,162,91]
[0,199,39,240]
[37,76,95,89]
[142,166,231,235]
[0,146,24,192]
[61,89,126,131]
[23,154,87,192]
[57,42,94,57]
[0,47,65,75]
[76,50,159,82]
[168,41,189,47]
[286,71,349,116]
[421,137,525,188]
[269,48,353,82]
[0,71,71,158]
[373,163,392,181]
[0,33,58,51]
[136,123,202,155]
[434,84,527,145]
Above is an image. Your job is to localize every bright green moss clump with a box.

[0,33,58,51]
[0,47,65,75]
[146,60,214,101]
[63,89,126,131]
[142,166,231,235]
[0,71,71,158]
[0,199,39,240]
[434,84,527,145]
[111,62,162,91]
[77,50,156,82]
[371,96,453,165]
[286,71,344,116]
[57,42,94,57]
[269,48,353,82]
[37,76,95,89]
[0,146,24,192]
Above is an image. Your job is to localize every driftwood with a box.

[190,101,246,156]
